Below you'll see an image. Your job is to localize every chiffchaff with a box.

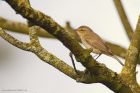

[76,26,124,66]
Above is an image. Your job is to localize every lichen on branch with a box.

[0,27,78,80]
[121,16,140,92]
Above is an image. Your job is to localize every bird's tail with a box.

[111,55,124,66]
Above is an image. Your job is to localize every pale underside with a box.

[80,31,112,55]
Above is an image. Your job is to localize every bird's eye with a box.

[79,30,84,32]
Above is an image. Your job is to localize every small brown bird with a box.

[76,26,124,66]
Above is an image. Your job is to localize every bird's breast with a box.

[81,38,101,54]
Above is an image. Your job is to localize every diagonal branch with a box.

[5,17,140,64]
[0,27,78,80]
[121,16,140,92]
[0,16,127,59]
[3,17,138,64]
[114,0,133,40]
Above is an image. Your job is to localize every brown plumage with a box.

[76,26,124,66]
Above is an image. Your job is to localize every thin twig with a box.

[114,0,133,40]
[69,52,79,75]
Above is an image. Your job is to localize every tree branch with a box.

[1,16,135,63]
[0,17,127,58]
[65,21,81,42]
[7,17,140,65]
[0,27,30,51]
[0,17,54,38]
[0,27,78,80]
[121,16,140,92]
[114,0,133,40]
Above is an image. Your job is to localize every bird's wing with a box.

[84,36,108,53]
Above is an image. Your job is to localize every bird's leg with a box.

[69,52,79,75]
[95,53,102,60]
[93,54,98,58]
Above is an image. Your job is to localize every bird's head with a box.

[76,26,92,36]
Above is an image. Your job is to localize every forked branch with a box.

[0,27,78,80]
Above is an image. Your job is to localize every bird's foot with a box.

[76,69,93,83]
